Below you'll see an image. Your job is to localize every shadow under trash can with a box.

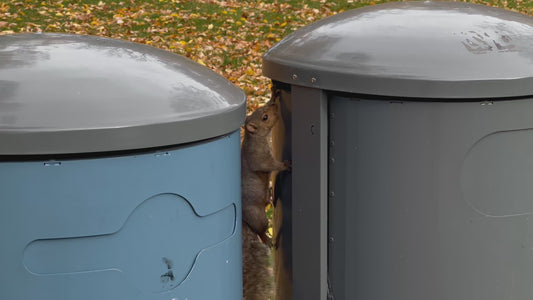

[0,33,245,300]
[263,2,533,300]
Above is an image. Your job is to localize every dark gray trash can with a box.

[263,2,533,300]
[0,33,245,300]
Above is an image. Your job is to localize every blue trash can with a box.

[0,33,246,300]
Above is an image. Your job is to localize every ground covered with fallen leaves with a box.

[1,0,532,110]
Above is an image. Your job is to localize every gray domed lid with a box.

[0,33,245,155]
[263,1,533,99]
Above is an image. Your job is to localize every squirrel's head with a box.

[244,88,282,136]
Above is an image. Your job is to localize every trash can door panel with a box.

[461,129,533,217]
[23,194,236,292]
[328,95,533,300]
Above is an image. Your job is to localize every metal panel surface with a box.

[328,96,533,300]
[291,86,328,300]
[0,131,242,300]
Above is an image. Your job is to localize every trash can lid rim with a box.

[263,1,533,98]
[0,33,246,155]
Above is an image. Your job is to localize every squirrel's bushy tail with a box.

[242,223,273,300]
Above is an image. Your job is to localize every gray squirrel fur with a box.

[241,88,290,299]
[242,223,272,300]
[241,88,290,246]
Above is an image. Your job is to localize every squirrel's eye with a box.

[262,114,268,121]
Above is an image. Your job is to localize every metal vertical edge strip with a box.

[291,85,328,300]
[327,96,335,300]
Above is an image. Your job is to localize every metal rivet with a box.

[292,74,298,80]
[311,77,317,83]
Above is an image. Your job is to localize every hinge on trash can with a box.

[43,161,61,167]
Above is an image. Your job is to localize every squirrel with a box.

[242,87,289,299]
[241,88,290,247]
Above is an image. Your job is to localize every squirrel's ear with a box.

[270,89,281,104]
[246,122,258,133]
[274,89,281,99]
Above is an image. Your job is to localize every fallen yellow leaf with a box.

[245,67,255,76]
